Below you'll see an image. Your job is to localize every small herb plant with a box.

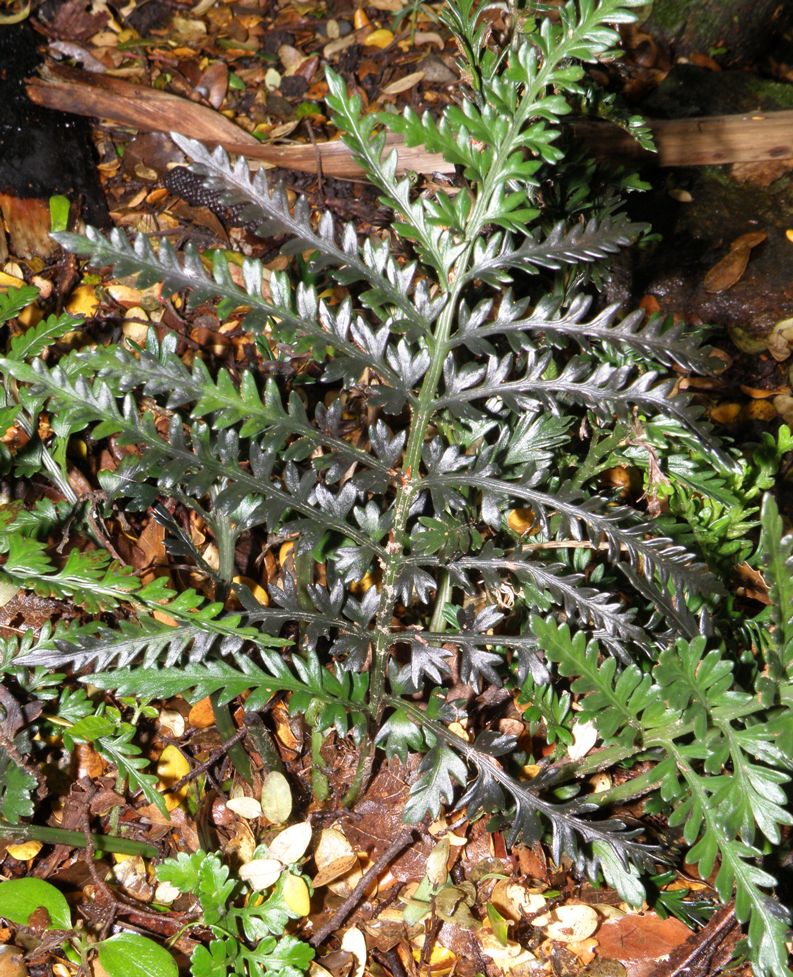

[0,834,315,977]
[0,2,791,976]
[156,835,315,977]
[0,877,178,977]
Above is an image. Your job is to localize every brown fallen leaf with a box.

[730,231,769,250]
[731,158,793,186]
[0,945,28,977]
[703,230,766,294]
[596,912,692,977]
[702,249,749,293]
[381,71,426,96]
[651,906,739,977]
[734,561,771,603]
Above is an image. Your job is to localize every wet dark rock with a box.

[633,168,793,347]
[280,75,308,99]
[642,64,793,119]
[642,0,793,66]
[265,93,295,120]
[260,30,294,56]
[0,20,108,252]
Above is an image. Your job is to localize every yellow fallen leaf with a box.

[156,744,191,811]
[709,402,742,425]
[507,508,536,535]
[364,28,394,48]
[349,570,376,595]
[353,7,371,29]
[0,270,25,289]
[281,873,311,916]
[411,942,457,976]
[233,575,270,606]
[6,840,43,861]
[66,284,100,317]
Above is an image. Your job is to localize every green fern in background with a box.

[0,2,791,975]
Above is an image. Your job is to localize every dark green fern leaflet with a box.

[2,3,790,976]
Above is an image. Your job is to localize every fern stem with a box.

[429,571,451,633]
[368,295,459,727]
[210,692,253,783]
[588,765,665,808]
[366,5,614,736]
[0,822,158,858]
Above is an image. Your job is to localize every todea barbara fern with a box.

[1,2,791,974]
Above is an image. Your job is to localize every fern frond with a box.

[455,291,718,373]
[463,217,642,283]
[437,355,731,468]
[426,474,718,598]
[759,495,793,686]
[170,134,444,335]
[52,227,407,383]
[391,696,656,876]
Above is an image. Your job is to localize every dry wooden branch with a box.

[26,64,793,180]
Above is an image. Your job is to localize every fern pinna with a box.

[0,2,791,974]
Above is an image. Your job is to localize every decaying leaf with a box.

[542,904,600,943]
[595,912,692,977]
[489,880,547,921]
[260,770,292,824]
[567,720,598,761]
[313,827,361,891]
[340,928,367,977]
[226,796,263,820]
[767,317,793,361]
[703,230,766,293]
[268,821,313,865]
[239,857,283,889]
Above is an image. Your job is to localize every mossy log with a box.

[644,0,793,64]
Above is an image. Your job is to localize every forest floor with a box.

[1,2,792,977]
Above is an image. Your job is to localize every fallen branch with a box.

[308,827,418,947]
[27,63,793,180]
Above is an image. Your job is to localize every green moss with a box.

[648,0,693,31]
[744,75,793,110]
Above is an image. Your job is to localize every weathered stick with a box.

[27,63,793,179]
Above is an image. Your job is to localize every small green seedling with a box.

[0,878,178,977]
